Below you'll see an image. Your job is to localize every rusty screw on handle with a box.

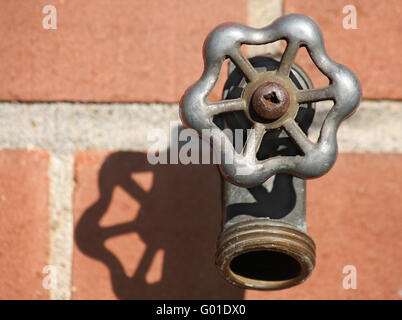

[251,82,290,120]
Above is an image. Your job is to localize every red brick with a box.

[0,0,246,102]
[284,0,402,100]
[73,151,243,299]
[73,152,401,299]
[0,150,50,299]
[247,154,402,299]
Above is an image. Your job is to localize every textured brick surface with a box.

[73,152,401,299]
[0,0,246,102]
[0,150,49,299]
[284,0,402,100]
[247,154,402,299]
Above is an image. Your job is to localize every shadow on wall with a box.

[75,150,245,299]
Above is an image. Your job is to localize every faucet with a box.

[180,14,361,290]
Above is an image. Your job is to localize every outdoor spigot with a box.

[180,14,361,290]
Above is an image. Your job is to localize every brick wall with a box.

[0,0,400,299]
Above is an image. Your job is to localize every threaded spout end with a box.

[215,218,315,290]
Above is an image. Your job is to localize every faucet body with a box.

[216,57,316,289]
[179,14,361,290]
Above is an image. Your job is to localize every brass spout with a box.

[215,218,315,290]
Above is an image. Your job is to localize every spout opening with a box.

[215,219,315,290]
[229,250,302,282]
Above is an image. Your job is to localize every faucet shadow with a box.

[225,133,305,221]
[75,150,245,299]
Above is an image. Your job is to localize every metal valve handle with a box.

[180,14,361,187]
